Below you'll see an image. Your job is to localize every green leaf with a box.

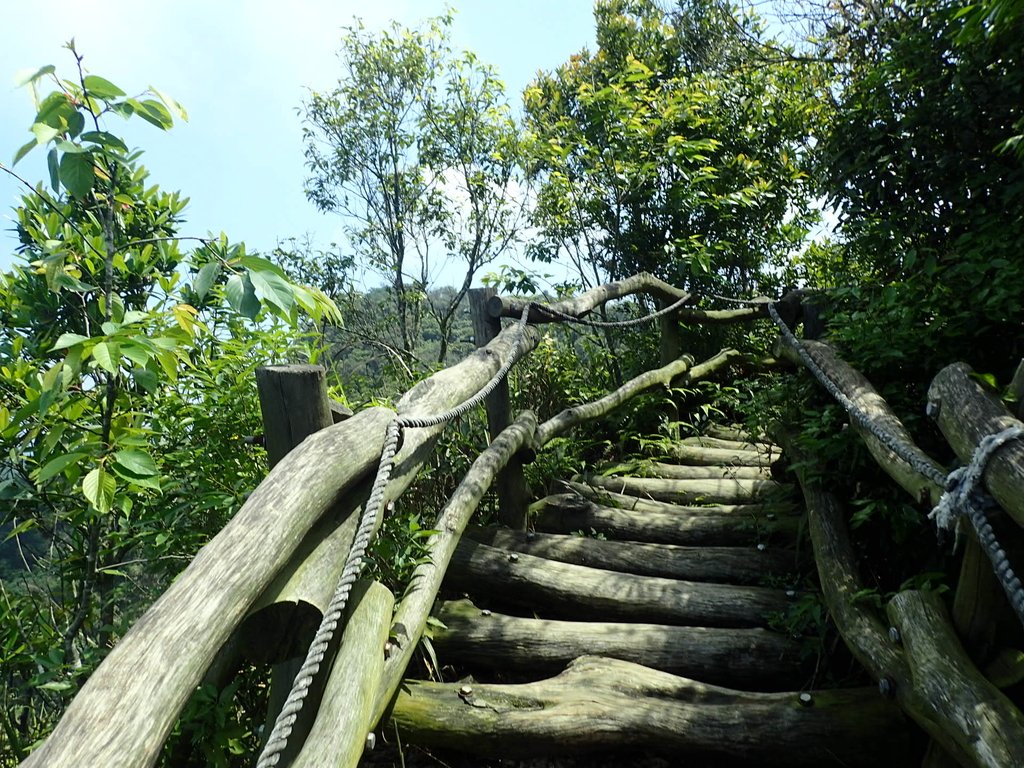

[58,151,94,198]
[80,131,129,152]
[15,64,55,87]
[52,332,89,351]
[120,342,152,367]
[5,518,38,542]
[37,681,73,692]
[91,341,120,374]
[31,122,60,145]
[82,467,116,513]
[237,254,288,278]
[248,268,295,313]
[47,148,60,193]
[113,449,159,477]
[225,273,261,319]
[12,139,36,165]
[36,452,88,483]
[194,261,221,300]
[130,98,173,130]
[66,110,85,139]
[149,85,188,121]
[130,367,158,393]
[83,74,126,99]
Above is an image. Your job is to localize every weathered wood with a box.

[432,598,806,689]
[928,361,1024,527]
[254,365,336,732]
[447,539,790,627]
[636,460,770,480]
[21,406,395,768]
[535,349,745,447]
[886,589,1024,768]
[388,656,910,766]
[487,272,691,322]
[659,442,780,466]
[576,472,787,505]
[560,482,798,517]
[706,423,765,443]
[371,412,538,726]
[469,287,528,529]
[658,298,684,366]
[464,525,796,584]
[537,354,695,445]
[780,338,944,506]
[27,312,541,768]
[533,494,798,546]
[780,430,1024,768]
[1009,359,1024,419]
[951,536,1005,664]
[681,434,779,454]
[290,581,394,768]
[256,364,335,467]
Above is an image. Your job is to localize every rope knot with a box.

[928,426,1024,531]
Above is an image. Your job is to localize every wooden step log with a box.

[659,442,780,467]
[432,598,808,690]
[446,538,792,627]
[705,423,769,444]
[636,460,771,480]
[561,482,799,517]
[576,472,789,505]
[533,494,799,547]
[465,525,797,584]
[681,434,781,454]
[388,656,913,767]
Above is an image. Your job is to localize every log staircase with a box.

[370,427,912,767]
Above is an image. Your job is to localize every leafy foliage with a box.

[302,14,525,364]
[0,49,333,760]
[523,0,826,297]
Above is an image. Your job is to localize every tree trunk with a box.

[432,598,807,690]
[531,493,799,547]
[560,482,797,516]
[575,472,788,505]
[388,656,911,766]
[778,430,1024,768]
[289,581,394,768]
[928,361,1024,527]
[464,525,796,584]
[658,442,781,467]
[778,338,944,506]
[446,539,791,627]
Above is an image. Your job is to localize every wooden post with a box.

[658,299,683,367]
[255,364,336,743]
[469,287,529,529]
[256,364,335,467]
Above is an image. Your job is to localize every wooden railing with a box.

[21,274,750,768]
[19,274,1024,768]
[776,338,1024,768]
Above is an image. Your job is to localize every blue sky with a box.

[0,1,598,279]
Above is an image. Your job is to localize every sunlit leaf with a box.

[82,466,116,513]
[58,151,94,198]
[36,452,89,483]
[91,341,120,374]
[82,74,126,99]
[52,333,89,351]
[113,449,159,477]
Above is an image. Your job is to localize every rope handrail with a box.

[712,294,1024,631]
[255,288,693,766]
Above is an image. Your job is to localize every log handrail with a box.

[23,274,750,768]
